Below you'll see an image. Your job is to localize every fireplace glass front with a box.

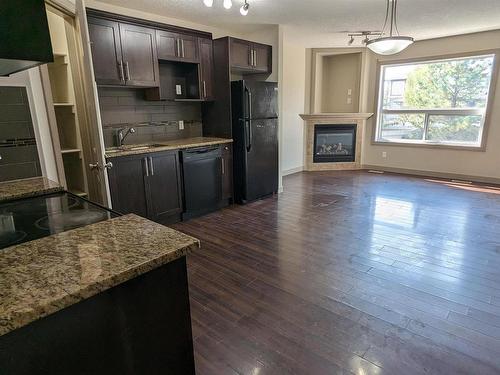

[313,124,356,163]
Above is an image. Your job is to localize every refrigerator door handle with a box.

[247,120,253,152]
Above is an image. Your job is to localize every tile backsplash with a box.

[98,87,203,147]
[0,87,41,182]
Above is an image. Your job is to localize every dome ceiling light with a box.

[365,0,414,55]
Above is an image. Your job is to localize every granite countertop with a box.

[105,136,233,158]
[0,177,62,202]
[0,214,200,336]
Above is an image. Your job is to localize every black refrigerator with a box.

[231,80,279,204]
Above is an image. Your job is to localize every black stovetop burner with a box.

[0,192,120,250]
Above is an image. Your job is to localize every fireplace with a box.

[313,124,356,163]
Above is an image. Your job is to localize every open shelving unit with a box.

[45,10,88,198]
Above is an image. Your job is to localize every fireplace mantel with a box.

[299,113,373,121]
[300,113,373,171]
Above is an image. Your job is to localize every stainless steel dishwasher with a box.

[181,146,223,220]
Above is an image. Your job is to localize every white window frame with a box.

[373,51,500,151]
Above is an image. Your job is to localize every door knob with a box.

[89,162,100,170]
[104,162,113,170]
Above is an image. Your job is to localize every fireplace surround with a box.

[300,113,373,171]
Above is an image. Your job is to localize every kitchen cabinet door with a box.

[221,144,233,202]
[119,23,159,87]
[253,43,272,73]
[230,38,253,71]
[107,155,148,218]
[146,151,183,224]
[178,35,199,62]
[87,17,124,85]
[156,30,179,61]
[199,38,214,101]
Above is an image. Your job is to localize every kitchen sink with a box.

[106,143,169,153]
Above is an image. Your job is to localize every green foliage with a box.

[388,57,492,142]
[404,58,492,109]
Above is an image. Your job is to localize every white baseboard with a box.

[362,164,500,185]
[282,166,304,176]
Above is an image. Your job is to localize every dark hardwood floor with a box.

[173,170,500,374]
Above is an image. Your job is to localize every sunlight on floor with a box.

[425,179,500,195]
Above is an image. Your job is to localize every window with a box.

[375,53,497,148]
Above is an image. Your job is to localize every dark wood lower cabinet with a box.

[0,257,195,375]
[107,154,148,217]
[107,150,182,224]
[146,151,183,224]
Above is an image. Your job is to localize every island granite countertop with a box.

[105,136,233,158]
[0,214,200,336]
[0,177,62,202]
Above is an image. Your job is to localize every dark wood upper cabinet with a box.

[228,37,272,74]
[87,17,124,85]
[253,43,272,73]
[156,30,199,63]
[145,151,183,223]
[229,38,253,71]
[107,154,148,217]
[88,17,159,87]
[119,23,159,87]
[199,38,214,101]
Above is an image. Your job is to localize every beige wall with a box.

[321,53,361,113]
[362,30,500,180]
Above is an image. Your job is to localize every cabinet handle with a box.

[253,50,257,67]
[118,61,125,82]
[124,61,130,81]
[181,39,185,58]
[149,157,154,176]
[176,39,180,57]
[203,81,207,98]
[249,49,252,66]
[221,157,225,175]
[144,157,149,177]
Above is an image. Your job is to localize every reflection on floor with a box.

[173,170,500,375]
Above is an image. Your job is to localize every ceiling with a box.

[95,0,500,46]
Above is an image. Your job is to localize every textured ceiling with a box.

[95,0,500,46]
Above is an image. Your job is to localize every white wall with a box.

[362,30,500,181]
[279,26,307,175]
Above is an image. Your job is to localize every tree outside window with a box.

[376,54,496,147]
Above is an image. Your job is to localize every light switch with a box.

[179,120,184,130]
[347,89,352,96]
[176,85,182,95]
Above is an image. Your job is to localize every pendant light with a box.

[366,0,414,55]
[203,0,214,7]
[223,0,232,9]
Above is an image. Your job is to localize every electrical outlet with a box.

[347,97,352,104]
[178,120,184,130]
[382,151,387,158]
[175,84,182,95]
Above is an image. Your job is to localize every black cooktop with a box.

[0,192,120,250]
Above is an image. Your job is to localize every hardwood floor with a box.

[173,170,500,374]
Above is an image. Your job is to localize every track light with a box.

[203,0,213,7]
[223,0,232,9]
[240,0,249,15]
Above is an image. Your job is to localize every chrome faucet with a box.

[116,127,136,147]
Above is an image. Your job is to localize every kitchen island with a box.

[0,200,199,373]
